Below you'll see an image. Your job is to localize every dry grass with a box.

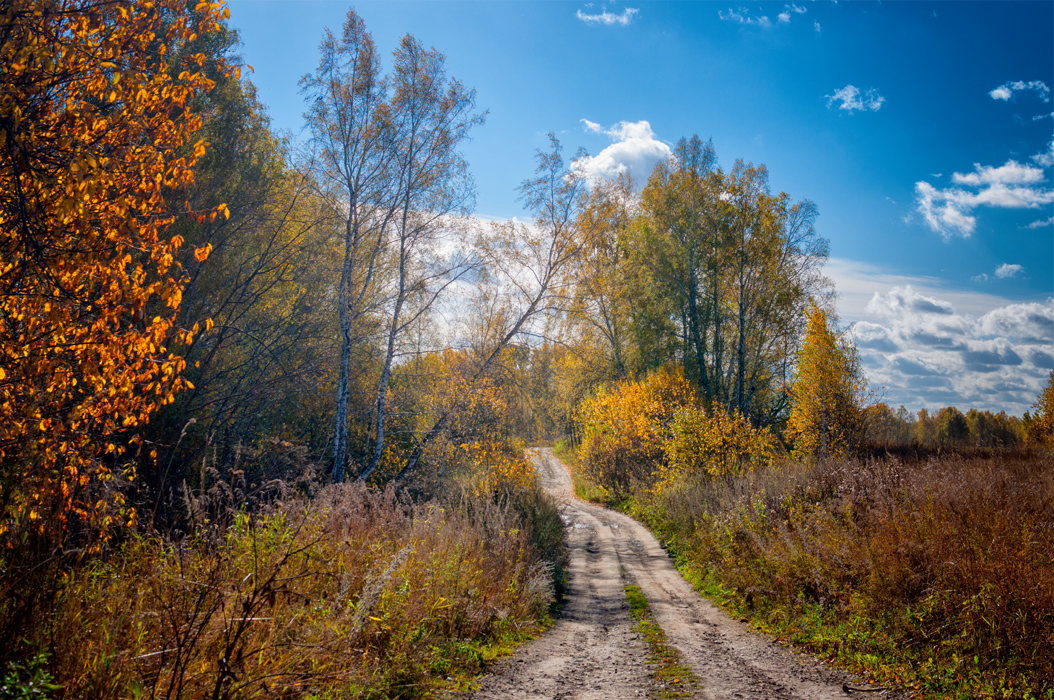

[634,450,1054,698]
[11,479,562,699]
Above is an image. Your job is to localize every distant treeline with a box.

[862,402,1025,448]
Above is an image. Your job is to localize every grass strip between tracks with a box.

[624,583,699,699]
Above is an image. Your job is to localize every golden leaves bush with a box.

[1026,370,1054,446]
[576,366,779,495]
[0,0,229,547]
[658,405,778,489]
[457,439,538,500]
[576,366,696,495]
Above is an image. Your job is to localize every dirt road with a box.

[466,448,896,700]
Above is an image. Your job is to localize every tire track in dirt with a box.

[466,448,897,700]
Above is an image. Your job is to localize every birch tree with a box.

[392,135,590,482]
[360,36,483,483]
[301,10,393,483]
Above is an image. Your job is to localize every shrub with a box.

[658,405,779,488]
[29,474,561,699]
[575,366,696,495]
[641,450,1054,698]
[1027,370,1054,446]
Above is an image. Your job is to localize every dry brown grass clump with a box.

[645,449,1054,697]
[32,480,561,699]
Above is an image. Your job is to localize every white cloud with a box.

[914,155,1054,240]
[951,160,1045,187]
[778,3,806,23]
[1033,141,1054,168]
[825,85,885,113]
[995,263,1024,279]
[841,277,1054,413]
[574,119,672,184]
[1026,216,1053,229]
[989,85,1013,101]
[576,6,639,26]
[718,8,772,27]
[814,21,821,32]
[988,80,1051,103]
[866,285,957,318]
[978,302,1054,342]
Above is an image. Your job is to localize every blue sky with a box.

[225,0,1053,415]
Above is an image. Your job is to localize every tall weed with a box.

[638,451,1054,697]
[35,478,561,699]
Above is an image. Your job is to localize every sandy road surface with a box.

[465,448,898,700]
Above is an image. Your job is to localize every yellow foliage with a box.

[576,366,781,494]
[0,0,227,544]
[657,405,778,489]
[1026,371,1054,447]
[786,303,864,458]
[459,439,538,499]
[575,366,696,493]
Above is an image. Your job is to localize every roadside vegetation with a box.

[567,364,1054,699]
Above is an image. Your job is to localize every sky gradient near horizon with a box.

[225,0,1053,415]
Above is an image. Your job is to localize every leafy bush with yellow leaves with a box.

[575,366,780,496]
[576,366,697,495]
[458,439,539,499]
[658,405,779,489]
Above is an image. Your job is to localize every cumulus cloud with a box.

[978,302,1054,343]
[575,119,672,184]
[576,6,639,26]
[988,80,1051,103]
[852,321,898,352]
[1026,216,1053,229]
[718,8,772,27]
[866,285,955,317]
[914,154,1054,239]
[952,160,1045,187]
[825,85,885,113]
[995,263,1023,279]
[853,287,1054,413]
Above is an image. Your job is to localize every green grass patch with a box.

[623,584,698,699]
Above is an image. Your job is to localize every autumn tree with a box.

[359,35,484,483]
[301,9,391,483]
[786,303,864,458]
[566,172,638,381]
[936,406,970,445]
[392,135,591,482]
[140,35,340,522]
[302,11,484,484]
[0,0,228,661]
[628,136,829,425]
[0,0,227,543]
[862,402,915,446]
[1026,370,1054,446]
